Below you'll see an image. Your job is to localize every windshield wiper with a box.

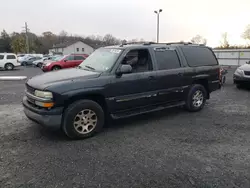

[84,65,95,70]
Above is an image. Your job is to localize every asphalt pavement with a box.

[1,67,250,188]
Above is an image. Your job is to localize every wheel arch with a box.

[63,93,108,115]
[192,79,209,99]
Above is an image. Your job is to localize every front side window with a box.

[65,55,74,61]
[121,49,153,73]
[155,49,181,70]
[79,48,123,72]
[7,55,16,59]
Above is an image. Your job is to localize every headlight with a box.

[235,68,244,76]
[34,90,53,99]
[45,62,52,66]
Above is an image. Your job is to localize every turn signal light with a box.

[35,101,54,108]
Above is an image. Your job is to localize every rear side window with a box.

[7,55,16,59]
[155,50,181,70]
[0,55,4,60]
[180,46,218,67]
[74,56,85,60]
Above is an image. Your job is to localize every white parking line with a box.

[0,76,27,81]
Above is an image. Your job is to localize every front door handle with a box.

[148,75,155,80]
[178,73,183,76]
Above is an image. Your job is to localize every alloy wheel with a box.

[73,109,97,134]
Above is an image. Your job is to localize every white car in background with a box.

[33,57,52,67]
[0,53,20,70]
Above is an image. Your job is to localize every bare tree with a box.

[190,35,207,45]
[242,24,250,41]
[220,32,230,48]
[103,34,120,45]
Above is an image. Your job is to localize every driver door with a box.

[107,48,157,113]
[63,55,75,68]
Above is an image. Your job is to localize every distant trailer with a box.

[213,49,250,66]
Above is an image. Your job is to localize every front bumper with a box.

[22,96,63,130]
[233,74,250,85]
[41,66,50,72]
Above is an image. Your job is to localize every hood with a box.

[43,60,54,64]
[33,59,42,64]
[27,68,101,90]
[239,63,250,71]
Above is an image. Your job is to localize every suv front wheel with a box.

[185,84,207,112]
[62,100,105,139]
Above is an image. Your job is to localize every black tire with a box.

[37,63,43,68]
[4,63,14,70]
[185,84,207,112]
[236,84,243,89]
[52,66,61,71]
[22,62,27,66]
[62,100,105,139]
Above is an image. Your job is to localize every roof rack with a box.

[119,41,155,47]
[119,41,205,47]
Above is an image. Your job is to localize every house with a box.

[49,41,94,55]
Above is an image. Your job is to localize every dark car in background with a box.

[41,54,88,72]
[23,42,221,139]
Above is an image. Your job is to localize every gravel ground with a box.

[1,67,250,188]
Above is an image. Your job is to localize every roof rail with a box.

[119,41,155,47]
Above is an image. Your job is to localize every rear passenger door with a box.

[153,47,186,103]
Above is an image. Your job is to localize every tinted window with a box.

[0,55,4,60]
[74,56,85,60]
[180,46,218,67]
[155,50,181,70]
[7,55,16,59]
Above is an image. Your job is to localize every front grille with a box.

[26,84,35,95]
[244,71,250,76]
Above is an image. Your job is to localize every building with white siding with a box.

[49,41,94,55]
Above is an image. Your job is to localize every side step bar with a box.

[111,101,185,120]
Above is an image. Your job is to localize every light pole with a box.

[154,9,162,43]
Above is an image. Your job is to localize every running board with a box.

[111,101,185,120]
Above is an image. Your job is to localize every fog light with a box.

[35,101,54,108]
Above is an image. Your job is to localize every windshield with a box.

[79,48,123,72]
[52,55,64,61]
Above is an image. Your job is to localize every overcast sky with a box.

[1,0,250,47]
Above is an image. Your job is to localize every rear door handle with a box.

[148,75,155,80]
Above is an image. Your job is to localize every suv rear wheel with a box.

[62,100,105,139]
[185,84,207,112]
[5,63,14,70]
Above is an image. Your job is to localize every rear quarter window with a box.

[7,55,16,59]
[0,55,4,60]
[180,46,218,67]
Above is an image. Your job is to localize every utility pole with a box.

[23,22,29,53]
[154,9,163,43]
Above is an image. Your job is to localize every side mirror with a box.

[116,64,132,76]
[64,59,67,62]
